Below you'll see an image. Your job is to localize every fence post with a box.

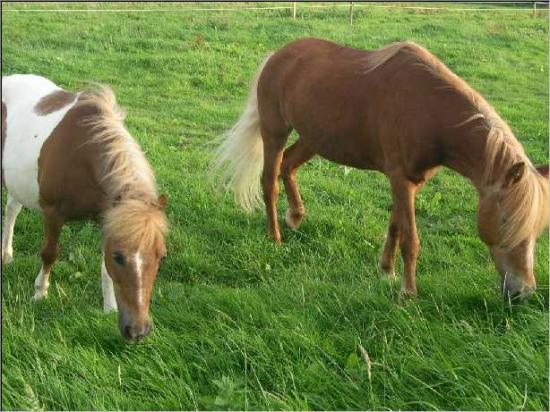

[293,2,297,19]
[349,2,354,25]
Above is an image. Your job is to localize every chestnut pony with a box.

[2,75,168,341]
[213,38,548,300]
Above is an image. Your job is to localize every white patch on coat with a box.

[2,74,79,210]
[134,252,144,306]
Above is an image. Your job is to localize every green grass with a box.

[1,2,548,410]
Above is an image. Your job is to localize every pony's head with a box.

[478,162,548,301]
[102,196,168,342]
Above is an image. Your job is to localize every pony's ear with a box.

[503,162,525,188]
[157,194,168,209]
[536,165,549,178]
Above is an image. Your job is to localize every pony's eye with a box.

[113,252,125,266]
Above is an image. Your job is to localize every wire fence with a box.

[2,1,549,21]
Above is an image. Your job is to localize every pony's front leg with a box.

[2,195,22,265]
[101,254,117,313]
[379,206,400,279]
[390,177,420,296]
[33,207,64,300]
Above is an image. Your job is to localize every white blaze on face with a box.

[500,238,536,297]
[101,254,118,313]
[2,74,79,210]
[134,251,144,307]
[526,238,535,277]
[520,238,536,295]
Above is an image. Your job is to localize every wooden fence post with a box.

[349,2,354,25]
[293,2,297,19]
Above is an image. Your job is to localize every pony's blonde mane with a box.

[77,87,167,248]
[102,199,168,251]
[78,87,157,201]
[366,41,549,249]
[483,128,548,249]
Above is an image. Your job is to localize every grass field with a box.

[1,2,548,410]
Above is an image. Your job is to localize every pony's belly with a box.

[316,148,378,170]
[3,97,77,210]
[4,130,44,210]
[302,133,382,171]
[3,164,41,211]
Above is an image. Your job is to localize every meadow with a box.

[1,2,548,410]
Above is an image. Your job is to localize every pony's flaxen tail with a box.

[211,53,273,212]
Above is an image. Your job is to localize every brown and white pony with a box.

[213,38,549,301]
[2,75,168,341]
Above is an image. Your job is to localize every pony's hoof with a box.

[268,229,282,243]
[399,288,417,300]
[32,290,48,301]
[285,209,304,230]
[2,249,13,265]
[2,251,13,265]
[103,303,118,313]
[378,262,397,280]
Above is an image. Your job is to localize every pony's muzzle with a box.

[119,312,154,342]
[502,279,535,302]
[121,320,153,342]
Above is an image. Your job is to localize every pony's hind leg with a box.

[33,207,64,300]
[101,253,117,312]
[261,126,290,243]
[281,138,314,230]
[2,195,23,265]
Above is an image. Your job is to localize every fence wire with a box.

[2,2,548,13]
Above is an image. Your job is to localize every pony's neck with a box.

[442,121,492,192]
[441,117,523,194]
[106,181,158,207]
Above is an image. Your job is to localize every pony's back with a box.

[2,74,59,107]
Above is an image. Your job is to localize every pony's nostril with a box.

[124,325,134,339]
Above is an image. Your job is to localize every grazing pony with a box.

[213,38,548,300]
[2,75,168,341]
